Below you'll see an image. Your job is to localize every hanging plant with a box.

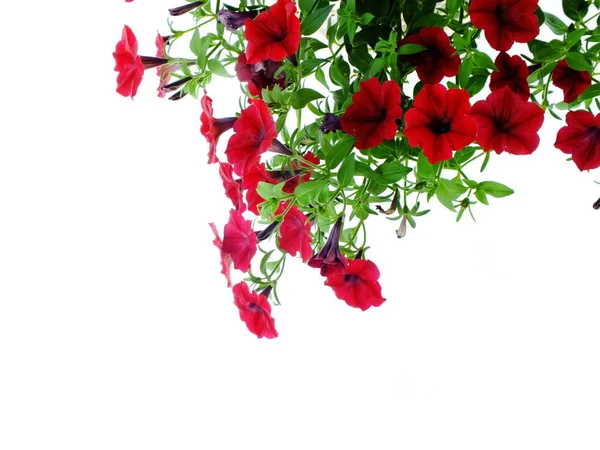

[114,0,600,338]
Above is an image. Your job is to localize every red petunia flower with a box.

[232,282,278,339]
[397,26,461,85]
[471,86,544,155]
[469,0,539,51]
[325,258,386,311]
[201,92,237,164]
[307,216,347,277]
[209,222,233,287]
[489,52,530,101]
[235,53,287,98]
[403,84,477,164]
[225,99,278,176]
[244,0,301,64]
[340,77,402,150]
[555,110,600,171]
[277,204,313,262]
[113,25,144,98]
[241,162,278,215]
[221,209,258,273]
[219,163,246,213]
[552,59,592,104]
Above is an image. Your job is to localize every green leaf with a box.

[365,57,386,79]
[440,178,468,199]
[290,88,324,109]
[337,154,355,187]
[397,43,427,55]
[207,59,234,78]
[410,13,447,31]
[417,152,435,180]
[458,55,473,88]
[446,0,461,15]
[577,84,600,102]
[374,162,412,183]
[563,0,588,21]
[566,52,593,72]
[544,12,568,35]
[294,180,329,205]
[472,51,497,71]
[478,181,514,198]
[324,135,355,169]
[299,0,316,14]
[475,189,489,205]
[301,4,334,36]
[348,43,373,72]
[465,71,489,96]
[256,182,275,200]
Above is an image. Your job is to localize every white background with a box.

[1,1,599,449]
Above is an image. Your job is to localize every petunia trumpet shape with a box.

[218,163,246,213]
[201,92,237,164]
[340,77,402,150]
[307,217,347,277]
[397,26,460,85]
[471,87,544,155]
[277,204,313,262]
[469,0,539,51]
[113,25,145,98]
[244,0,301,64]
[232,282,278,338]
[217,209,258,277]
[489,52,530,101]
[403,83,477,164]
[235,53,287,98]
[552,59,592,104]
[113,25,169,98]
[225,99,288,177]
[325,258,386,311]
[217,8,259,31]
[555,110,600,171]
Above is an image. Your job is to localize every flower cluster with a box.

[115,0,600,338]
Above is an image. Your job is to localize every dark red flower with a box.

[235,53,287,98]
[232,282,278,339]
[209,222,233,287]
[218,8,260,31]
[403,84,477,164]
[219,163,246,212]
[552,59,592,104]
[241,162,278,215]
[397,26,461,84]
[277,204,313,262]
[340,77,402,150]
[225,99,279,176]
[489,52,530,100]
[221,209,258,272]
[471,86,544,155]
[113,25,144,98]
[469,0,539,51]
[325,258,386,311]
[243,0,301,64]
[307,216,347,277]
[201,92,237,164]
[554,110,600,171]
